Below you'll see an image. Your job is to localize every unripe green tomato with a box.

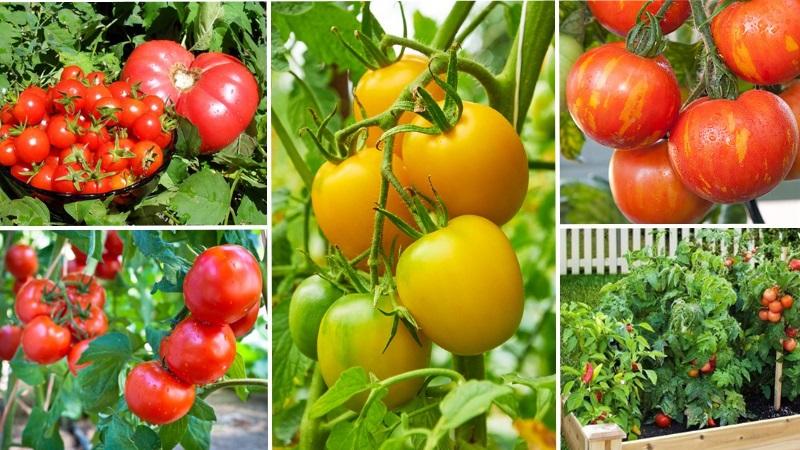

[530,81,555,140]
[289,275,343,360]
[541,43,556,88]
[317,293,431,410]
[559,34,583,110]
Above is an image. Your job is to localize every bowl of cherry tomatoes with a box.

[0,65,174,220]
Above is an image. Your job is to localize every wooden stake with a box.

[775,350,783,411]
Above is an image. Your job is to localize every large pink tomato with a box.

[121,40,259,153]
[778,81,800,180]
[566,42,681,149]
[668,90,798,203]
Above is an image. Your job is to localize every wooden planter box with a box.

[562,410,800,450]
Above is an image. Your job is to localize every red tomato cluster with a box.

[757,286,795,325]
[70,230,124,280]
[125,244,262,425]
[0,65,173,194]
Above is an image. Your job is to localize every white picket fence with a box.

[559,227,758,275]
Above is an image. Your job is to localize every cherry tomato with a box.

[15,279,59,323]
[47,115,78,149]
[130,140,164,177]
[24,85,49,103]
[0,325,21,360]
[312,147,414,261]
[655,412,672,428]
[80,180,100,194]
[288,275,343,359]
[712,0,800,85]
[59,144,93,166]
[609,141,713,223]
[68,338,93,376]
[132,112,162,141]
[230,303,260,339]
[60,65,84,81]
[92,97,122,125]
[668,90,798,203]
[396,215,524,355]
[124,361,195,425]
[78,124,109,151]
[142,95,165,115]
[12,91,47,125]
[183,245,263,324]
[119,98,146,129]
[6,243,38,280]
[107,170,132,191]
[51,79,86,115]
[15,127,50,163]
[29,163,56,191]
[778,80,800,180]
[52,163,87,193]
[98,139,133,172]
[10,163,30,182]
[21,316,71,364]
[566,42,681,149]
[85,71,106,86]
[82,84,112,115]
[353,54,444,154]
[587,0,691,37]
[154,130,173,149]
[95,256,121,280]
[105,231,124,257]
[63,272,105,308]
[108,81,132,100]
[318,293,431,409]
[161,317,236,385]
[0,139,16,167]
[403,101,529,225]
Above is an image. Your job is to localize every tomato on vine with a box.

[124,361,195,425]
[21,315,72,364]
[288,275,343,360]
[587,0,691,37]
[161,317,237,385]
[15,278,59,323]
[230,303,260,339]
[0,325,21,360]
[6,243,38,280]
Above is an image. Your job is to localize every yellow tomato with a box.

[396,215,524,355]
[401,101,528,225]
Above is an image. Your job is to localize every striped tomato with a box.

[778,80,800,180]
[587,0,691,37]
[566,42,681,149]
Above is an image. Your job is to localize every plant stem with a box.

[430,2,475,50]
[529,160,556,171]
[746,200,765,224]
[453,355,487,445]
[0,378,19,450]
[272,108,314,188]
[455,2,501,44]
[367,136,395,285]
[200,378,269,398]
[298,365,328,450]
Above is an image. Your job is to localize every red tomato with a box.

[778,80,800,180]
[0,325,21,360]
[119,98,146,129]
[64,272,106,308]
[668,90,798,203]
[0,139,16,166]
[230,303,260,338]
[92,97,122,125]
[82,85,112,115]
[10,163,31,182]
[47,115,78,149]
[587,0,691,37]
[69,306,108,339]
[6,243,38,280]
[68,338,93,376]
[51,79,86,115]
[24,85,49,102]
[107,81,132,100]
[85,71,105,86]
[52,163,86,193]
[105,231,124,257]
[21,316,71,364]
[60,65,84,81]
[78,124,109,151]
[142,95,165,115]
[0,105,15,124]
[161,317,236,385]
[95,256,121,280]
[15,127,50,163]
[712,0,800,85]
[59,144,93,166]
[183,245,263,324]
[132,112,162,141]
[785,338,798,353]
[121,40,259,152]
[124,361,195,425]
[654,412,672,428]
[154,130,173,149]
[15,279,59,323]
[12,91,47,125]
[609,141,713,223]
[567,42,681,149]
[130,140,164,177]
[29,163,56,191]
[98,139,134,172]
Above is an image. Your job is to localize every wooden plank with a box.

[621,414,800,450]
[583,229,593,275]
[562,409,588,450]
[596,229,605,275]
[560,228,568,275]
[644,229,653,254]
[571,229,580,275]
[669,228,678,256]
[609,229,618,274]
[620,229,629,274]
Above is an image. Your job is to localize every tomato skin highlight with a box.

[587,0,690,36]
[567,42,681,149]
[6,244,38,280]
[21,316,72,364]
[15,127,50,163]
[668,90,798,203]
[317,293,431,410]
[289,275,343,360]
[124,361,195,425]
[183,245,263,324]
[402,101,529,225]
[161,317,237,385]
[311,147,414,261]
[354,54,444,154]
[712,0,800,85]
[396,215,524,355]
[0,325,21,360]
[609,141,713,224]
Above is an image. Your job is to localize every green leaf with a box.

[437,380,513,431]
[77,333,135,412]
[310,367,372,419]
[64,200,130,225]
[170,168,230,224]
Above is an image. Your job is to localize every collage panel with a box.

[559,0,800,226]
[560,227,800,448]
[0,2,267,226]
[271,1,557,448]
[0,230,268,448]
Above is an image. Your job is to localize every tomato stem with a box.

[298,365,328,450]
[430,2,475,50]
[453,354,487,445]
[271,108,314,188]
[200,378,269,398]
[688,0,738,100]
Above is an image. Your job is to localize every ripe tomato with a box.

[712,0,800,85]
[59,144,93,166]
[64,273,105,308]
[95,256,121,279]
[70,306,108,339]
[105,231,124,257]
[0,325,21,360]
[10,163,31,182]
[107,170,132,191]
[154,130,173,149]
[311,147,414,261]
[402,101,528,225]
[288,275,343,359]
[47,115,78,149]
[85,71,105,86]
[784,337,797,353]
[768,310,783,323]
[758,308,769,321]
[51,79,86,115]
[0,139,16,166]
[6,243,38,280]
[21,316,71,364]
[60,65,84,81]
[132,112,162,141]
[121,40,259,152]
[82,84,112,115]
[108,81,132,100]
[52,163,86,193]
[230,302,260,339]
[68,338,93,376]
[782,295,794,309]
[161,317,236,385]
[15,279,60,323]
[587,0,691,36]
[184,245,262,323]
[15,127,50,163]
[98,138,134,172]
[668,90,798,203]
[778,80,800,180]
[124,361,195,425]
[119,98,146,129]
[78,124,110,152]
[142,95,165,115]
[92,97,122,125]
[567,42,681,149]
[317,293,431,409]
[28,164,55,190]
[12,91,47,125]
[396,215,524,355]
[130,140,164,177]
[353,55,444,154]
[609,141,712,223]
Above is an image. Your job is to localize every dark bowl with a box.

[0,155,171,223]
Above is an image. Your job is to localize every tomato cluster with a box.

[757,285,795,327]
[0,65,172,195]
[125,244,262,425]
[69,231,124,280]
